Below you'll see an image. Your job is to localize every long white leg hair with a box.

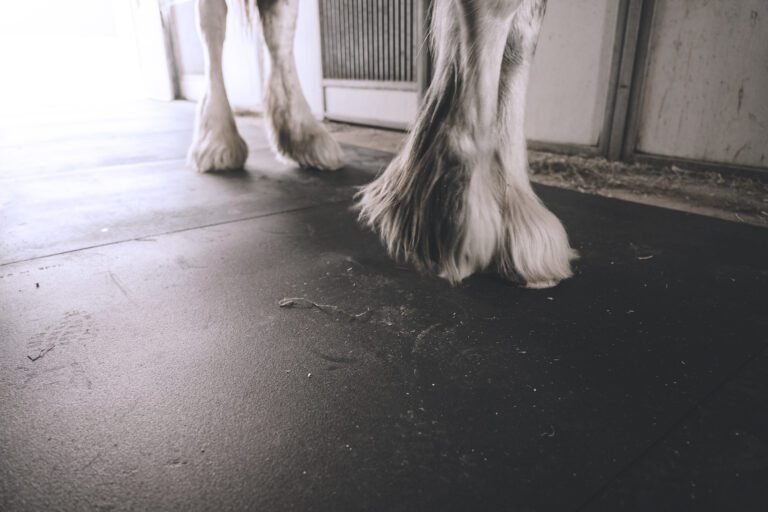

[357,0,575,287]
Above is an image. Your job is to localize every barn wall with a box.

[633,0,768,169]
[165,0,768,172]
[526,0,620,147]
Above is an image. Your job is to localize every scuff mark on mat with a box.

[27,345,55,362]
[278,297,373,322]
[309,347,357,364]
[108,271,131,298]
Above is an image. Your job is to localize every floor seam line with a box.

[0,199,350,268]
[0,156,188,183]
[574,343,768,511]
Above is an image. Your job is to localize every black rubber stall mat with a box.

[1,104,766,511]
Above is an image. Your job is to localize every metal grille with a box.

[319,0,417,82]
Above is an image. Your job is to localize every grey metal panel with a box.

[319,0,416,82]
[604,0,644,161]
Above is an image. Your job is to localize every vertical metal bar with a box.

[333,0,340,78]
[382,0,389,80]
[319,0,328,77]
[394,0,399,80]
[402,0,407,82]
[394,0,400,81]
[373,0,379,80]
[407,0,412,81]
[403,0,408,82]
[354,0,360,79]
[339,0,345,78]
[351,0,359,79]
[608,0,657,161]
[356,1,363,80]
[360,0,371,80]
[602,0,638,159]
[336,0,343,78]
[330,0,339,78]
[351,0,358,79]
[377,0,384,80]
[320,0,326,77]
[389,0,395,80]
[327,0,343,78]
[405,0,411,82]
[344,0,357,80]
[368,0,375,80]
[343,0,351,79]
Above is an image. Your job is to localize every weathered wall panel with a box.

[636,1,768,168]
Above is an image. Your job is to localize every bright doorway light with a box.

[0,0,161,115]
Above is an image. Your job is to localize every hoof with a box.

[188,130,248,173]
[271,122,345,171]
[524,279,560,289]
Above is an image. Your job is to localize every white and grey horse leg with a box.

[493,0,576,288]
[357,0,524,283]
[255,0,343,170]
[188,0,249,172]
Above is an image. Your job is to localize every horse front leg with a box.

[357,0,523,284]
[493,0,577,288]
[188,0,249,172]
[256,0,344,170]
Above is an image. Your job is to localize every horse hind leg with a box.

[188,0,249,172]
[256,0,344,170]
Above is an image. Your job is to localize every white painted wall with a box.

[0,0,150,110]
[170,0,323,116]
[526,0,620,147]
[324,86,418,127]
[294,0,324,116]
[133,0,175,101]
[636,0,768,168]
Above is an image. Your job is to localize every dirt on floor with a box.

[528,152,768,228]
[326,121,768,228]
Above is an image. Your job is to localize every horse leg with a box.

[256,0,344,170]
[493,0,576,288]
[357,0,523,283]
[188,0,249,172]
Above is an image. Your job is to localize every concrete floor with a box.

[1,101,767,511]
